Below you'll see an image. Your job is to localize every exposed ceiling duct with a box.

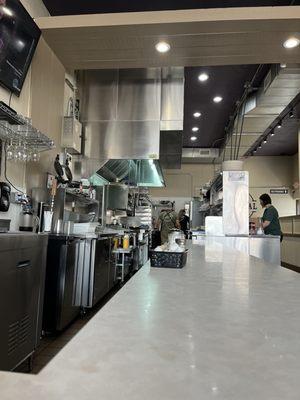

[221,64,300,160]
[182,148,220,164]
[75,67,184,186]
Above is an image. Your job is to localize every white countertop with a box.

[1,241,300,399]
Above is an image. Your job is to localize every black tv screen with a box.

[0,0,41,96]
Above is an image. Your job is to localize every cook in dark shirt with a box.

[259,193,282,238]
[178,209,190,237]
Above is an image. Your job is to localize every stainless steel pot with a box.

[168,230,186,249]
[19,212,39,232]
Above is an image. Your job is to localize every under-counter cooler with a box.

[0,233,48,371]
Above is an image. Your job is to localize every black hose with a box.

[3,142,26,194]
[233,104,241,159]
[221,64,264,159]
[235,101,247,160]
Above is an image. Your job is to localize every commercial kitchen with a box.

[0,1,300,399]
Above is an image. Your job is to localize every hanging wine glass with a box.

[27,148,32,162]
[22,144,28,162]
[32,148,40,162]
[14,141,23,162]
[6,140,14,161]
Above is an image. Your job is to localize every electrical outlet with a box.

[11,192,27,204]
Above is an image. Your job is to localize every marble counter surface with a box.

[1,241,300,399]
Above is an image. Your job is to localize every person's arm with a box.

[156,215,162,230]
[261,220,271,229]
[261,208,272,230]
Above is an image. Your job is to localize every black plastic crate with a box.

[150,250,188,269]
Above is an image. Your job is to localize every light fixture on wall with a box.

[0,6,13,16]
[283,37,300,49]
[258,144,262,149]
[190,136,197,141]
[192,127,199,132]
[280,63,287,68]
[277,120,282,129]
[263,138,268,144]
[155,41,171,53]
[289,109,295,118]
[270,129,275,136]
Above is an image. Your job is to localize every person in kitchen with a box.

[178,209,190,238]
[259,194,282,239]
[157,208,180,244]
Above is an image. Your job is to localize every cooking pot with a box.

[19,212,39,232]
[168,230,186,249]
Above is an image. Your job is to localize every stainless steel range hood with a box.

[89,159,165,188]
[76,67,184,187]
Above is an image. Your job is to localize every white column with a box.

[223,171,249,235]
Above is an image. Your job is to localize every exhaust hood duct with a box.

[77,67,184,186]
[182,148,220,163]
[222,64,300,160]
[160,131,183,169]
[89,159,165,188]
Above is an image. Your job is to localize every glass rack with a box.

[0,102,55,152]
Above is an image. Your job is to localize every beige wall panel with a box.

[281,237,300,268]
[150,164,216,198]
[26,38,65,190]
[280,219,293,234]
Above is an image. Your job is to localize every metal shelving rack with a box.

[0,102,55,152]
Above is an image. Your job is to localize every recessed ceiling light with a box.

[280,63,287,68]
[1,6,13,16]
[283,37,300,49]
[213,96,223,103]
[198,73,209,82]
[155,41,170,53]
[192,127,199,132]
[190,136,197,141]
[193,112,201,118]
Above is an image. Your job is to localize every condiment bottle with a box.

[123,234,130,249]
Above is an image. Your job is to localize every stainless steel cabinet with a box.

[43,236,81,333]
[92,238,111,305]
[77,237,116,309]
[0,234,48,371]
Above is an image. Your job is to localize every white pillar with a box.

[223,171,249,235]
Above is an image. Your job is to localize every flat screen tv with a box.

[0,0,41,96]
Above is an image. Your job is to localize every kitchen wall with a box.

[151,156,296,218]
[244,156,296,218]
[0,0,65,230]
[150,163,217,197]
